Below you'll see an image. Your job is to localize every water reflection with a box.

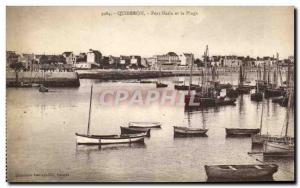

[75,142,146,155]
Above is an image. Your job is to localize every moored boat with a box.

[226,88,238,98]
[215,97,236,106]
[250,92,263,101]
[156,82,168,88]
[264,88,285,98]
[236,86,251,94]
[139,80,155,84]
[174,84,196,90]
[263,69,294,158]
[120,126,151,137]
[128,122,161,128]
[75,85,146,146]
[39,85,49,92]
[263,141,294,158]
[174,126,208,137]
[204,164,278,181]
[225,128,260,137]
[75,132,145,145]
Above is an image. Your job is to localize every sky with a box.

[6,6,294,59]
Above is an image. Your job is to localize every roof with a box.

[167,52,178,56]
[62,52,73,57]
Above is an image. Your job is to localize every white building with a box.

[75,62,92,69]
[86,49,102,66]
[130,57,138,65]
[179,53,193,66]
[62,52,76,66]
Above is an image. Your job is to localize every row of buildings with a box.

[6,49,294,71]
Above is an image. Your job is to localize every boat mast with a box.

[87,85,93,136]
[239,64,243,86]
[204,45,208,93]
[259,100,264,136]
[256,66,259,92]
[267,59,270,86]
[285,63,292,139]
[263,62,266,84]
[188,54,194,95]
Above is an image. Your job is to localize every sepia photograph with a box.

[6,6,295,183]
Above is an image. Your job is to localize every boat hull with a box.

[263,141,294,158]
[156,82,168,88]
[75,133,145,145]
[205,164,278,181]
[264,89,285,98]
[120,126,150,137]
[236,87,251,94]
[226,128,260,137]
[174,126,208,137]
[250,92,263,101]
[128,122,161,128]
[174,85,196,90]
[226,88,239,98]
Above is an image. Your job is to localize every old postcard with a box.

[6,6,295,182]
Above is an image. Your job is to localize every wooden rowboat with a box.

[128,122,161,129]
[120,126,151,137]
[225,128,260,137]
[205,164,278,181]
[174,126,208,137]
[75,133,145,145]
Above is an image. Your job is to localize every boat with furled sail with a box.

[38,71,49,92]
[75,85,146,145]
[205,164,278,181]
[251,98,267,145]
[174,110,208,137]
[251,65,263,101]
[264,53,286,98]
[236,64,251,94]
[156,61,168,88]
[263,68,294,158]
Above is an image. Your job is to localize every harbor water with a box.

[7,73,294,182]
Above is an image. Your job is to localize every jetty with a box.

[6,71,80,87]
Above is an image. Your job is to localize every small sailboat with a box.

[156,62,168,88]
[75,85,146,145]
[174,66,195,90]
[251,101,268,145]
[173,65,184,84]
[251,66,263,101]
[263,74,294,158]
[39,71,49,92]
[264,54,285,98]
[205,164,278,181]
[174,111,208,137]
[236,65,251,94]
